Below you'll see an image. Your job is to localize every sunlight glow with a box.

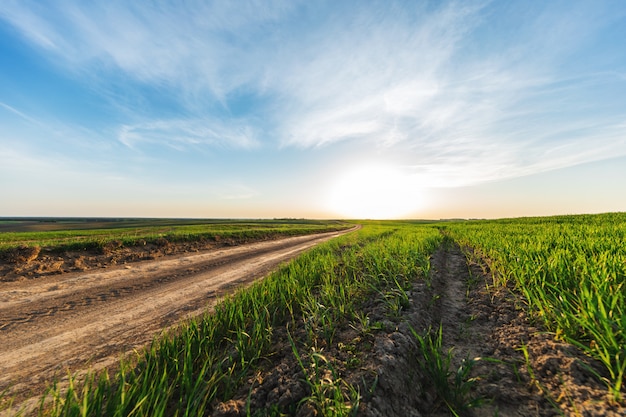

[327,164,422,219]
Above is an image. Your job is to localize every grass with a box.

[0,219,350,254]
[410,325,484,416]
[4,213,625,414]
[447,212,626,401]
[21,222,441,416]
[288,332,360,417]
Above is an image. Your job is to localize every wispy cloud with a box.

[0,0,295,151]
[0,1,295,100]
[269,1,626,186]
[0,101,47,128]
[118,118,260,151]
[2,0,625,189]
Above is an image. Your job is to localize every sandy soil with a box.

[0,228,355,412]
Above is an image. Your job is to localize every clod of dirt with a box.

[212,399,246,417]
[34,260,64,274]
[4,245,41,264]
[70,256,87,271]
[155,237,170,248]
[101,240,123,255]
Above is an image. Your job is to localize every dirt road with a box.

[0,227,355,408]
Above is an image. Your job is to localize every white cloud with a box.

[118,118,260,150]
[280,3,626,184]
[2,0,625,190]
[0,1,298,100]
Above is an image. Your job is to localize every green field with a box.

[446,213,626,399]
[0,218,349,253]
[28,222,443,416]
[2,214,625,415]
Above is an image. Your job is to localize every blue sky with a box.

[1,0,625,219]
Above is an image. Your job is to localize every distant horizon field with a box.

[0,219,352,255]
[1,211,624,236]
[0,217,345,233]
[3,210,624,223]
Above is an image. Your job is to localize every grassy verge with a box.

[20,223,441,416]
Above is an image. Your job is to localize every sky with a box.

[1,0,625,220]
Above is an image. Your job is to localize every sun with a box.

[327,164,422,219]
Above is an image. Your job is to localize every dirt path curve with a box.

[0,226,358,408]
